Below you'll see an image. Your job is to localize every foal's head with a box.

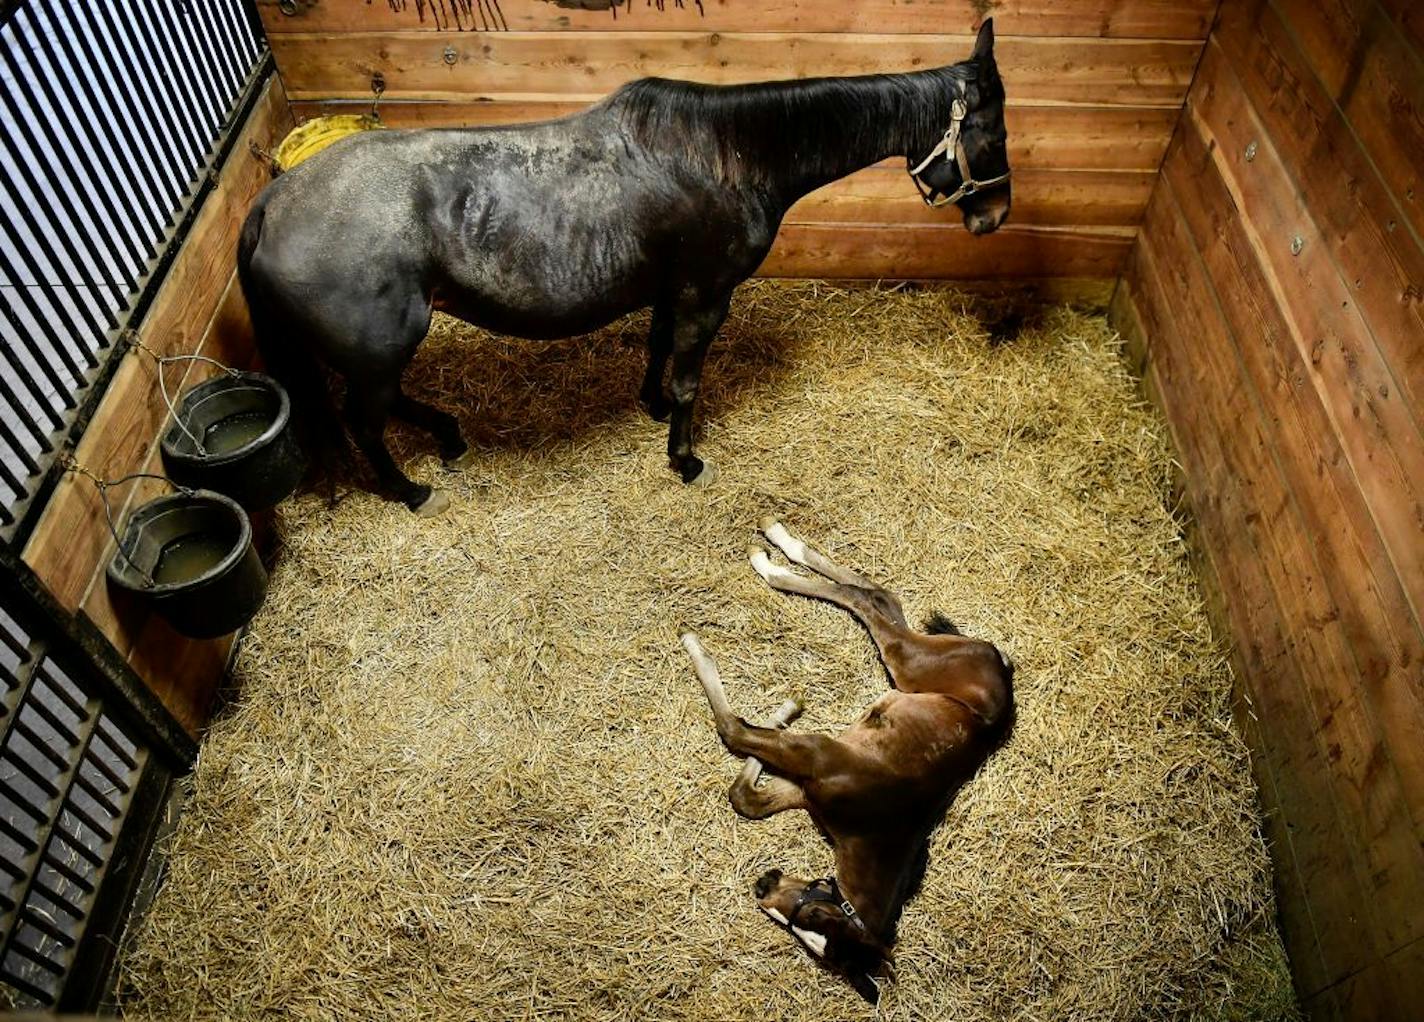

[909,19,1012,235]
[754,869,889,1003]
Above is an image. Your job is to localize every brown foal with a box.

[682,518,1014,1003]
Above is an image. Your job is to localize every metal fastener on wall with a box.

[1245,141,1258,162]
[279,0,298,15]
[1291,236,1304,256]
[444,46,459,66]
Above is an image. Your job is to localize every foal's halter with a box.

[907,95,1012,208]
[787,877,867,935]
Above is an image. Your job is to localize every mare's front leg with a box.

[667,295,731,484]
[640,302,673,421]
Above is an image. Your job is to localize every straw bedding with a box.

[115,282,1298,1021]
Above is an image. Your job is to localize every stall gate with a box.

[0,0,268,1008]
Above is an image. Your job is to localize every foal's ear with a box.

[972,18,995,61]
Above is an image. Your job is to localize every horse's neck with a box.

[747,71,957,208]
[836,833,924,940]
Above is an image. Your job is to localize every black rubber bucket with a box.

[106,489,268,639]
[160,371,305,511]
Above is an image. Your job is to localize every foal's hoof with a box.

[444,448,478,470]
[413,489,451,518]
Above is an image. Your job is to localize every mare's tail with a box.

[237,199,349,486]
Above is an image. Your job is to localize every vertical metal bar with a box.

[0,446,27,495]
[0,415,40,478]
[95,0,205,169]
[212,0,260,72]
[40,0,185,220]
[0,138,125,332]
[27,1,169,256]
[0,296,71,424]
[0,381,54,457]
[176,0,239,114]
[126,2,212,164]
[0,21,151,282]
[0,687,99,959]
[0,616,31,663]
[38,4,170,236]
[191,0,244,96]
[0,249,90,389]
[148,2,224,130]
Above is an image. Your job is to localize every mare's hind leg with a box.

[667,295,731,484]
[346,376,448,516]
[392,390,472,468]
[640,301,673,422]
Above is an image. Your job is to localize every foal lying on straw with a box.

[683,519,1015,1003]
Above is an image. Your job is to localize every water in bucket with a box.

[203,411,270,456]
[153,533,233,585]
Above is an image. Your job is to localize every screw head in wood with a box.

[1245,141,1257,162]
[1290,235,1304,256]
[443,46,459,66]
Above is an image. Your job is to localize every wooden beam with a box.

[256,0,1219,40]
[270,31,1201,107]
[1268,0,1424,243]
[784,167,1154,228]
[756,224,1131,278]
[1131,192,1382,996]
[1188,44,1424,640]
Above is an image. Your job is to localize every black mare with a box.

[237,21,1012,514]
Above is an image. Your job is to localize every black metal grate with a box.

[0,0,267,537]
[0,557,191,1012]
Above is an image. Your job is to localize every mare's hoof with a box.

[444,449,478,470]
[413,489,451,518]
[686,460,718,488]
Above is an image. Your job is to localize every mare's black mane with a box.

[609,65,984,186]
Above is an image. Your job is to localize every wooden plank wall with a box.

[255,0,1215,287]
[19,76,294,735]
[1110,0,1424,1016]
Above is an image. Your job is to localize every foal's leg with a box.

[346,376,448,516]
[667,296,731,484]
[392,390,473,468]
[748,548,909,664]
[681,633,842,783]
[730,698,809,820]
[640,302,674,422]
[758,518,905,623]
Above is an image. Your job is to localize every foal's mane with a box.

[608,64,981,187]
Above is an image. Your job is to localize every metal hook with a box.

[123,332,244,456]
[61,459,194,589]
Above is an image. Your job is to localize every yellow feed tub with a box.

[273,114,384,172]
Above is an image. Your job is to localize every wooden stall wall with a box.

[255,0,1215,294]
[19,76,293,735]
[1111,0,1424,1016]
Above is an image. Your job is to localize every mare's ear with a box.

[972,18,995,61]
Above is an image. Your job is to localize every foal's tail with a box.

[237,200,349,486]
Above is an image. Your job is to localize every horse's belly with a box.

[433,285,643,341]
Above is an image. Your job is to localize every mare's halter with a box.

[907,94,1012,208]
[787,877,866,935]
